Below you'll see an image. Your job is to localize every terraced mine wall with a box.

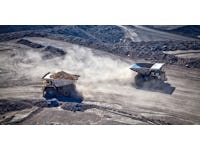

[1,30,200,68]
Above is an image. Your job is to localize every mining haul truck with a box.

[42,71,80,99]
[130,63,167,87]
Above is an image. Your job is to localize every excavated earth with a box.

[0,37,200,125]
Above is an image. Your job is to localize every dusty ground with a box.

[0,37,200,125]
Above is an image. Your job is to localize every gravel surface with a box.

[0,37,199,124]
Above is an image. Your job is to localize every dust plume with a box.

[1,39,134,96]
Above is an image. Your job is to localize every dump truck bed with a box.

[130,63,165,74]
[49,71,80,80]
[42,71,80,87]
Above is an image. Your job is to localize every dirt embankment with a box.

[1,29,200,68]
[111,40,200,68]
[17,39,45,48]
[0,99,47,115]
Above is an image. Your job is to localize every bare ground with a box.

[0,37,199,125]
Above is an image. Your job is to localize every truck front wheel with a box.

[43,87,57,99]
[135,74,145,87]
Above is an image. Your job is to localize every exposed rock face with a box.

[50,25,124,44]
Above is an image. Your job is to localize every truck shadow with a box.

[44,94,83,107]
[44,93,83,103]
[54,94,83,103]
[133,74,176,95]
[43,86,83,107]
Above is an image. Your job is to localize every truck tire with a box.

[135,74,145,87]
[57,84,76,97]
[43,87,57,99]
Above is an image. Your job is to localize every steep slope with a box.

[120,25,197,42]
[146,25,200,39]
[1,25,198,44]
[171,25,200,39]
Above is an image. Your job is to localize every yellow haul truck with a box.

[42,71,81,101]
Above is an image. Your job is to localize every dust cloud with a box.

[3,40,134,96]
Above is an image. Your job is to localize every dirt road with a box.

[0,37,199,124]
[164,50,200,58]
